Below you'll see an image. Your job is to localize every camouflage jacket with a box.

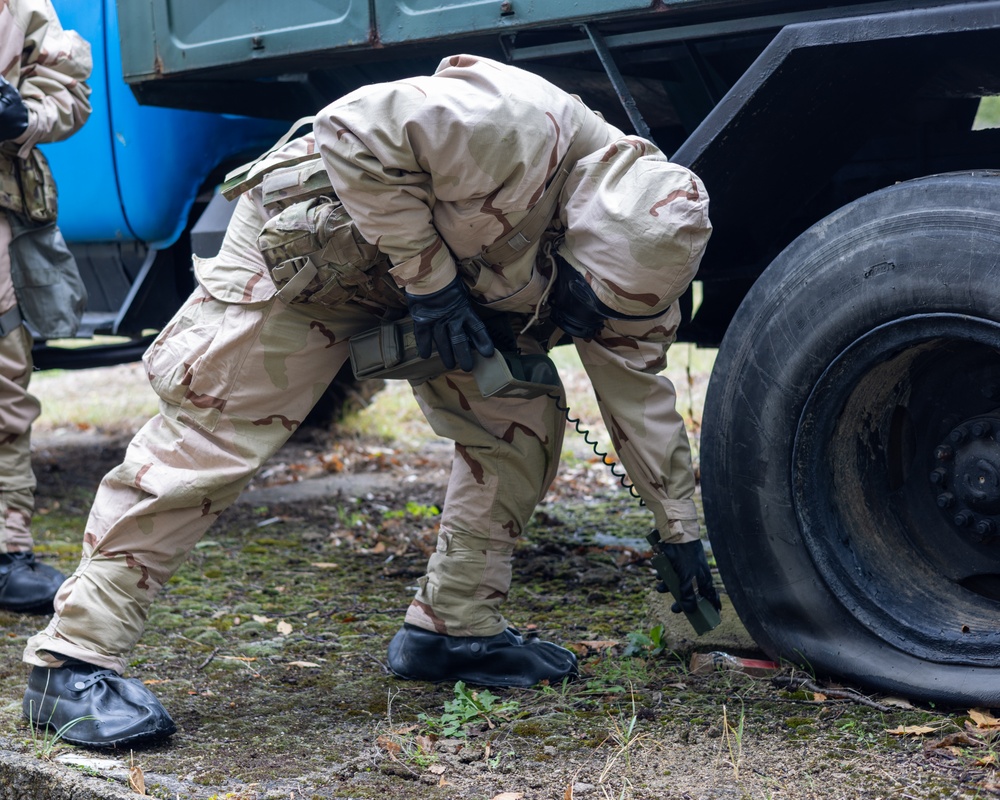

[314,54,622,311]
[0,0,92,216]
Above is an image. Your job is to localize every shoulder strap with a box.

[220,116,318,200]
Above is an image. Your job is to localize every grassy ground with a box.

[0,351,997,799]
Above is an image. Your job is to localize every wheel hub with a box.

[932,415,1000,543]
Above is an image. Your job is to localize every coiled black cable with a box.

[547,391,645,507]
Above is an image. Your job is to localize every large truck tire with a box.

[702,172,1000,705]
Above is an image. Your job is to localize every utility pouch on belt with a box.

[0,145,58,224]
[349,317,560,398]
[257,195,397,309]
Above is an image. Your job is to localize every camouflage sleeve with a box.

[313,85,458,296]
[12,0,92,155]
[575,303,702,544]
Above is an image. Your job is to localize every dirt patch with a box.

[0,379,997,799]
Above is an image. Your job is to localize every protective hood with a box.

[556,138,712,318]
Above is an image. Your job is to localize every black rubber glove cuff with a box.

[548,258,607,339]
[405,275,495,371]
[549,255,664,339]
[661,540,722,614]
[0,75,29,142]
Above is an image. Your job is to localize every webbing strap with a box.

[273,259,320,304]
[220,116,318,200]
[0,305,23,337]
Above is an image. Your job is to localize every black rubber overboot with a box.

[0,551,65,613]
[23,660,176,748]
[387,624,578,688]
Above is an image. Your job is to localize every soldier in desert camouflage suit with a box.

[22,55,716,748]
[0,0,91,612]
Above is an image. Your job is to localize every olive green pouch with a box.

[348,317,560,398]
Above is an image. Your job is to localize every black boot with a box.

[387,624,578,688]
[0,551,65,613]
[23,660,176,748]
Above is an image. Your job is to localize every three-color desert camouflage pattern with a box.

[0,0,90,555]
[25,55,709,671]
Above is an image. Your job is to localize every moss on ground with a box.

[0,436,997,799]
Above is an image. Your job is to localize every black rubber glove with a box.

[661,540,722,614]
[0,75,29,142]
[406,275,494,372]
[548,259,606,339]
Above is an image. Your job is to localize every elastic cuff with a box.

[656,518,701,544]
[389,243,457,294]
[23,632,126,675]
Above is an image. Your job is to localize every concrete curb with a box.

[0,739,140,800]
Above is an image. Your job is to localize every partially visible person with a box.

[0,0,92,612]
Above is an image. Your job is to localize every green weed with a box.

[721,702,746,779]
[623,625,667,658]
[383,501,440,520]
[598,688,647,780]
[418,680,520,738]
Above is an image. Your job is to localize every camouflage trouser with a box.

[405,335,566,637]
[0,211,40,555]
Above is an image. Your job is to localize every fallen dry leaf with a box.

[252,614,270,624]
[566,640,619,655]
[887,724,939,736]
[277,620,293,636]
[428,764,446,775]
[881,696,915,709]
[812,692,827,702]
[286,661,321,668]
[969,708,1000,729]
[128,755,145,795]
[387,724,418,735]
[310,562,339,569]
[491,794,524,800]
[376,735,401,755]
[927,731,981,750]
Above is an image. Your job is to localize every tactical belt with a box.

[348,316,560,398]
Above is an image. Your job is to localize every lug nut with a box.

[935,445,954,461]
[950,427,968,445]
[954,511,973,527]
[972,420,994,438]
[937,492,955,509]
[977,519,997,538]
[929,468,947,486]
